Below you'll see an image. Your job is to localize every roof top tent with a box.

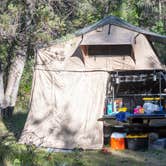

[20,16,166,150]
[77,18,165,114]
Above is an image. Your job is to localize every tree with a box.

[0,0,165,117]
[0,0,98,115]
[0,0,33,115]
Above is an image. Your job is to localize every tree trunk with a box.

[158,0,162,20]
[0,71,4,108]
[0,61,4,117]
[3,47,27,116]
[2,0,35,117]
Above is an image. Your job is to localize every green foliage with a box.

[152,21,165,35]
[73,1,101,27]
[17,59,34,110]
[13,158,21,166]
[0,138,94,166]
[0,1,19,37]
[0,0,165,110]
[0,42,9,69]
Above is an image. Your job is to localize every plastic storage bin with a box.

[126,134,148,150]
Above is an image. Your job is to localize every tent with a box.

[20,16,166,149]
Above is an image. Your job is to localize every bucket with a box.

[110,132,126,150]
[126,134,148,151]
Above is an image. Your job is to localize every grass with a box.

[1,109,166,166]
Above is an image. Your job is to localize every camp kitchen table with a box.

[99,114,166,133]
[99,114,166,125]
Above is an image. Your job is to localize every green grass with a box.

[1,110,166,166]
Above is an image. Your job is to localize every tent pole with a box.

[112,85,114,112]
[159,72,162,107]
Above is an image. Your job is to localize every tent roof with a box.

[75,15,166,44]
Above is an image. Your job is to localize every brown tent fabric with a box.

[81,25,136,45]
[20,37,109,149]
[35,33,162,72]
[20,70,108,149]
[81,25,162,71]
[20,21,164,149]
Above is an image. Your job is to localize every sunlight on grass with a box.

[0,119,8,135]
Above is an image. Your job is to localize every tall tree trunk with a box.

[0,62,4,117]
[158,0,162,20]
[3,47,27,115]
[1,0,35,117]
[0,70,4,108]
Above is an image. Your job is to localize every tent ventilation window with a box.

[88,45,132,56]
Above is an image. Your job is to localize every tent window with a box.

[88,45,132,56]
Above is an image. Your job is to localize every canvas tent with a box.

[20,16,166,149]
